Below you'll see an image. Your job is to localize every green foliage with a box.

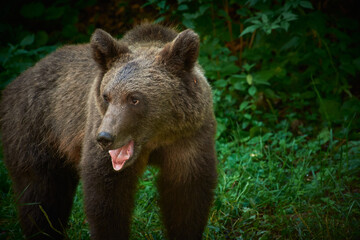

[0,0,360,239]
[240,0,307,36]
[210,126,360,239]
[0,0,97,90]
[0,41,57,89]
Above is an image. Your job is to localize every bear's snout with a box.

[97,131,114,149]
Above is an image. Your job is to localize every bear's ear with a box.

[91,29,130,70]
[157,29,199,73]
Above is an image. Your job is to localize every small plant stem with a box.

[325,213,331,239]
[249,30,256,49]
[39,205,64,236]
[266,98,279,123]
[292,205,314,239]
[211,2,216,37]
[320,37,340,93]
[239,23,244,66]
[311,74,332,127]
[224,0,234,50]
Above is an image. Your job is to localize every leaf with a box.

[35,31,48,46]
[242,121,250,129]
[274,66,286,78]
[253,70,275,84]
[183,13,197,20]
[20,34,35,47]
[246,74,253,85]
[250,126,269,137]
[233,82,245,91]
[62,25,78,38]
[236,8,248,17]
[214,79,228,88]
[199,4,210,15]
[300,1,314,9]
[300,91,316,99]
[154,16,165,23]
[282,12,297,21]
[215,118,227,139]
[229,74,246,91]
[254,79,271,86]
[280,21,290,31]
[341,98,360,119]
[320,197,335,205]
[240,101,250,111]
[240,25,259,37]
[261,14,269,24]
[177,4,188,11]
[44,6,65,20]
[353,57,360,70]
[264,26,272,35]
[280,36,299,51]
[319,99,341,121]
[20,2,45,18]
[340,62,356,76]
[246,0,259,7]
[182,18,195,29]
[270,24,281,30]
[250,19,262,25]
[222,64,240,76]
[244,113,252,120]
[248,85,257,96]
[317,128,331,144]
[230,74,247,80]
[264,89,279,99]
[243,63,256,72]
[157,0,166,10]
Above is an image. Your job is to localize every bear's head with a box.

[90,27,206,171]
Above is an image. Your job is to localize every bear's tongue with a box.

[109,140,134,171]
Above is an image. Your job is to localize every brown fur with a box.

[0,24,217,240]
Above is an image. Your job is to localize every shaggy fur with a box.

[0,24,217,240]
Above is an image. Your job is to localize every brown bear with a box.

[0,24,217,240]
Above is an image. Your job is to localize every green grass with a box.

[1,125,359,239]
[209,128,360,239]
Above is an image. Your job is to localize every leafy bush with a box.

[156,0,360,141]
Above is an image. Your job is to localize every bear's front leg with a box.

[81,141,143,240]
[157,135,217,240]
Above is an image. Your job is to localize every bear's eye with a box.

[130,96,140,105]
[103,94,110,103]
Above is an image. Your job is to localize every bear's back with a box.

[0,43,98,165]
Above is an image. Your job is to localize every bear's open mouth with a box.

[108,140,134,171]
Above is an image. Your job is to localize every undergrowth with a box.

[1,130,359,239]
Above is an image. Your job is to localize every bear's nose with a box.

[97,132,114,149]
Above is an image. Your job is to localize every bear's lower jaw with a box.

[109,140,134,171]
